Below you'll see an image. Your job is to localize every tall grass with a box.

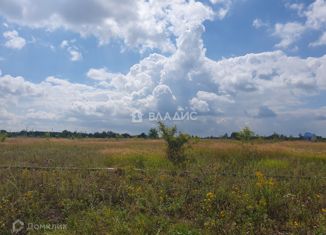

[0,138,325,234]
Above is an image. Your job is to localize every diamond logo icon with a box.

[12,219,24,234]
[131,111,143,123]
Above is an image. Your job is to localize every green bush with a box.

[0,133,6,142]
[148,128,159,139]
[158,122,190,166]
[237,127,255,142]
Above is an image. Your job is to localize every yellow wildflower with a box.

[24,191,34,199]
[206,192,214,197]
[293,221,299,228]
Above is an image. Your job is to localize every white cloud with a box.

[60,39,82,61]
[273,22,306,49]
[209,0,234,19]
[69,50,82,61]
[286,3,305,17]
[190,97,210,112]
[3,30,26,49]
[0,74,41,96]
[271,0,326,49]
[310,32,326,47]
[60,40,69,49]
[305,0,326,29]
[1,25,326,135]
[26,110,60,121]
[252,18,268,29]
[0,0,325,135]
[87,68,112,81]
[0,0,217,53]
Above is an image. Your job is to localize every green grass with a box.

[0,138,325,234]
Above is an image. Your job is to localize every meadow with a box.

[0,138,325,234]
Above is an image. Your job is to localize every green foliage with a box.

[44,132,51,139]
[148,128,159,139]
[0,133,6,142]
[158,122,191,165]
[0,138,325,234]
[238,127,255,142]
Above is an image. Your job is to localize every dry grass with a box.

[0,138,325,234]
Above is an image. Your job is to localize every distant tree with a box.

[222,133,228,139]
[272,132,280,139]
[316,135,323,141]
[44,132,51,139]
[230,132,240,140]
[107,131,118,138]
[158,122,190,165]
[138,133,147,138]
[61,130,71,138]
[237,127,255,142]
[148,128,159,139]
[121,133,131,138]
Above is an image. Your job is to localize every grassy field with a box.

[0,138,325,234]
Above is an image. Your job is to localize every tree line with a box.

[0,127,325,141]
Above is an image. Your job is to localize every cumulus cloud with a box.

[1,25,326,135]
[268,0,326,49]
[0,0,216,53]
[3,30,26,49]
[87,68,113,81]
[209,0,234,19]
[0,74,40,96]
[305,0,326,30]
[273,22,306,49]
[0,0,325,135]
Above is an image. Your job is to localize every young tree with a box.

[237,127,255,142]
[148,128,159,139]
[158,122,190,165]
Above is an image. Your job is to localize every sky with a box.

[0,0,325,136]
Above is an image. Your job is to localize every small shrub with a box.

[158,122,190,166]
[0,133,6,142]
[238,127,255,142]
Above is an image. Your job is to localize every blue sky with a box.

[0,0,325,136]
